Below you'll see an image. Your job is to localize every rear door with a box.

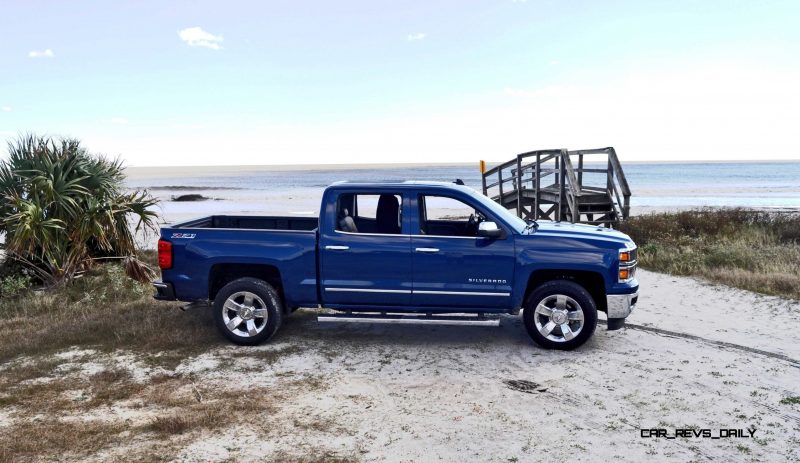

[319,191,412,306]
[411,194,515,309]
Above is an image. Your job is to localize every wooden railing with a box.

[566,147,631,221]
[481,147,631,226]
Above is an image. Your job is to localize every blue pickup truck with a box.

[154,181,638,350]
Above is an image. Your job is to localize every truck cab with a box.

[155,181,638,350]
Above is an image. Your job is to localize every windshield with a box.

[462,187,528,233]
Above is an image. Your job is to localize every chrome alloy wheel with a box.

[533,294,585,343]
[221,291,269,338]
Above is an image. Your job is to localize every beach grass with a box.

[0,252,222,364]
[0,255,301,462]
[620,209,800,299]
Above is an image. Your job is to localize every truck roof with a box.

[328,180,470,189]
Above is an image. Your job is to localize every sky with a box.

[1,0,799,166]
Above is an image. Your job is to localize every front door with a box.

[411,194,515,309]
[319,192,412,306]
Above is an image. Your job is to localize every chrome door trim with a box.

[324,288,509,296]
[325,287,412,294]
[411,234,484,240]
[413,290,510,297]
[334,230,409,237]
[333,230,492,240]
[324,245,350,250]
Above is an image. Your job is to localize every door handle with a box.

[325,245,350,251]
[415,247,440,253]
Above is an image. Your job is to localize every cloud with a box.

[110,117,128,125]
[1,106,10,112]
[28,49,54,58]
[178,27,224,50]
[407,33,426,41]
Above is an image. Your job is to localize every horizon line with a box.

[125,158,800,170]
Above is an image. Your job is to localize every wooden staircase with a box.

[481,147,631,227]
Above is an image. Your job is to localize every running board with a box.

[317,313,500,326]
[180,301,210,312]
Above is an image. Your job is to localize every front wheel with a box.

[213,277,283,345]
[523,280,597,350]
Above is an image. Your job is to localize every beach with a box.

[2,161,798,461]
[126,160,800,229]
[3,269,797,462]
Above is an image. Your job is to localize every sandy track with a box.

[633,270,800,359]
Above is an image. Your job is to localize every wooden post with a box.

[623,196,630,220]
[534,153,540,220]
[515,155,523,218]
[557,153,564,222]
[565,151,579,223]
[498,168,504,207]
[481,164,488,196]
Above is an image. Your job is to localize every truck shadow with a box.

[275,308,572,350]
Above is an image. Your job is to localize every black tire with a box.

[212,277,283,345]
[523,280,597,350]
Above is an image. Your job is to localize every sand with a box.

[35,269,797,462]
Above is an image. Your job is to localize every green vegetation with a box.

[0,258,341,462]
[0,260,221,363]
[0,135,208,363]
[620,209,800,299]
[0,134,158,285]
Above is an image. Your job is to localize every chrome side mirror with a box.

[477,221,503,239]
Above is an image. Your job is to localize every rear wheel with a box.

[523,280,597,350]
[213,277,283,345]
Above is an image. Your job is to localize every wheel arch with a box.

[209,263,288,313]
[522,269,607,314]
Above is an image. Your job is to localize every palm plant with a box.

[0,134,159,285]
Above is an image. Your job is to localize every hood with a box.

[528,221,635,247]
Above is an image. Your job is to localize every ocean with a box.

[124,161,800,224]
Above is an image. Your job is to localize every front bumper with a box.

[607,292,638,319]
[153,280,176,301]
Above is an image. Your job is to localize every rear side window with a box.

[336,193,402,234]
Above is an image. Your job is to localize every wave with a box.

[146,185,245,191]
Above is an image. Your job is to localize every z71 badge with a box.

[171,233,196,239]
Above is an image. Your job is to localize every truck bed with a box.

[159,215,319,304]
[173,215,318,231]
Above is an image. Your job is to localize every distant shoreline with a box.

[125,158,800,177]
[125,162,479,177]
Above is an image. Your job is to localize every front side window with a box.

[418,195,485,237]
[336,193,402,234]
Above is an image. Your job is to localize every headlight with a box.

[618,246,637,283]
